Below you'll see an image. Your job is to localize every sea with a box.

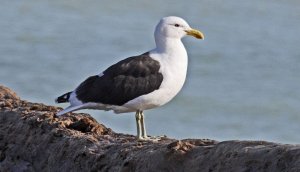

[1,0,300,143]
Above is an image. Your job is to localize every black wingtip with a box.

[55,91,72,103]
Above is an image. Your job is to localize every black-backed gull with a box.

[55,16,204,140]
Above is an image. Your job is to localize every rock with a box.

[0,85,20,100]
[1,84,300,172]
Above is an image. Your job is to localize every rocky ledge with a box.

[0,85,300,172]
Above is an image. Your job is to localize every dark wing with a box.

[75,52,163,106]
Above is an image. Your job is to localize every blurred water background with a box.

[1,0,300,143]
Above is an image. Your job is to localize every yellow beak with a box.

[185,28,204,39]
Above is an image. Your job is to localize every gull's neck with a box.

[154,36,187,57]
[151,35,188,78]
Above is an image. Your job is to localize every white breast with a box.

[121,40,188,112]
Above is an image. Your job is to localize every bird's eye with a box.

[174,24,180,27]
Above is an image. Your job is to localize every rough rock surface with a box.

[1,85,300,172]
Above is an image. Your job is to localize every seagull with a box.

[55,16,204,140]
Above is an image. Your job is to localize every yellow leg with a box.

[140,111,148,139]
[135,111,165,142]
[135,110,142,140]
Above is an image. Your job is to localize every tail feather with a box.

[55,92,72,103]
[56,105,84,116]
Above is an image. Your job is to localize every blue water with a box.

[1,0,300,143]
